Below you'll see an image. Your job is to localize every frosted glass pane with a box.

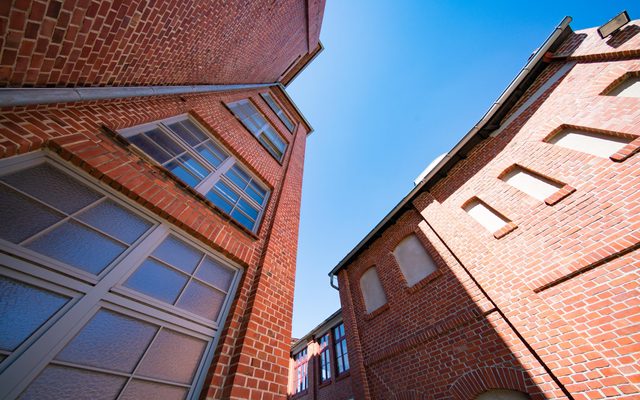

[503,169,561,201]
[176,281,225,321]
[77,200,152,244]
[151,236,202,274]
[1,163,102,214]
[0,186,63,243]
[393,235,437,287]
[137,329,206,384]
[26,221,126,275]
[56,310,157,373]
[609,77,640,98]
[464,201,508,233]
[124,259,188,304]
[0,276,68,351]
[195,257,234,292]
[19,365,126,400]
[120,380,187,400]
[549,129,631,158]
[359,268,387,313]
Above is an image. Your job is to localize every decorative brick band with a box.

[544,184,576,206]
[493,222,518,239]
[449,366,530,400]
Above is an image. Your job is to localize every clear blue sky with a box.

[288,1,639,339]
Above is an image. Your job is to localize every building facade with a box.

[330,16,640,400]
[289,310,354,400]
[0,1,325,399]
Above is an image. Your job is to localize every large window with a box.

[333,323,349,375]
[293,348,308,394]
[227,100,288,161]
[0,153,241,400]
[120,115,269,233]
[318,333,331,383]
[260,92,295,132]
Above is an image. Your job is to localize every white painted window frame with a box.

[0,151,243,400]
[119,114,270,233]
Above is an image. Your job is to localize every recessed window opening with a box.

[393,234,437,287]
[293,348,308,394]
[359,267,387,314]
[548,128,631,159]
[333,323,349,375]
[608,76,640,98]
[464,200,509,233]
[502,167,562,202]
[261,92,295,132]
[227,100,288,161]
[318,333,331,383]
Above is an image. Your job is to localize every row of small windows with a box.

[293,322,350,394]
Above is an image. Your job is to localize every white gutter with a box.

[0,83,275,108]
[329,16,573,284]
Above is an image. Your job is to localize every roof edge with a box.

[328,16,574,278]
[291,308,342,354]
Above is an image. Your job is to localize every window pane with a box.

[176,280,225,321]
[167,122,203,146]
[225,168,249,190]
[129,134,172,164]
[236,198,259,220]
[0,186,64,244]
[19,365,127,400]
[55,310,158,373]
[179,155,209,180]
[1,163,102,214]
[151,236,203,274]
[124,259,189,304]
[76,200,153,244]
[196,141,227,168]
[120,380,187,400]
[215,181,240,203]
[206,190,233,213]
[195,256,235,292]
[165,160,200,188]
[179,119,210,142]
[258,135,283,160]
[262,126,286,153]
[26,221,126,275]
[136,329,206,384]
[230,209,255,231]
[145,129,184,156]
[0,276,69,351]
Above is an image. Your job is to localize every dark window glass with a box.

[333,323,349,374]
[319,334,331,383]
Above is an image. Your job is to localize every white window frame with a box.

[0,152,243,400]
[119,114,270,233]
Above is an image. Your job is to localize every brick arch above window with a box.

[359,267,387,314]
[392,234,437,287]
[449,367,531,400]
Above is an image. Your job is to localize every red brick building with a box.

[288,309,354,400]
[329,15,640,400]
[0,1,325,399]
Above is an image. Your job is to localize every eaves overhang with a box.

[328,16,574,281]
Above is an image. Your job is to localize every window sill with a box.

[291,389,308,399]
[335,371,351,382]
[364,303,389,321]
[405,269,443,294]
[493,222,517,239]
[544,184,576,206]
[318,379,332,389]
[610,136,640,162]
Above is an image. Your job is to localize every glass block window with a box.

[120,115,269,233]
[260,92,295,132]
[293,348,308,394]
[227,100,288,161]
[318,333,331,383]
[333,323,349,375]
[0,154,241,399]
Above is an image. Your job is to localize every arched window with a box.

[476,389,530,400]
[359,267,387,313]
[393,234,437,287]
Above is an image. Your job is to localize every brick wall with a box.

[0,0,325,87]
[337,22,640,399]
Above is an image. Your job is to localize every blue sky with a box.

[288,1,639,338]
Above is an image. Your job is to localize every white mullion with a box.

[172,254,206,306]
[196,157,235,194]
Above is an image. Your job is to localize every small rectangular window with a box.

[333,323,349,375]
[261,92,296,132]
[227,100,288,161]
[318,333,331,383]
[502,167,562,202]
[120,115,269,233]
[548,128,631,159]
[293,348,308,394]
[464,200,509,233]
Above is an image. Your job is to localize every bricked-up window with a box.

[359,267,388,313]
[293,348,308,394]
[608,76,640,98]
[333,323,350,375]
[260,92,295,132]
[393,234,437,287]
[463,200,509,233]
[319,333,331,382]
[547,128,632,159]
[0,153,241,399]
[120,115,269,233]
[501,167,562,202]
[227,100,288,161]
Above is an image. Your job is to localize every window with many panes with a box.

[260,92,295,132]
[227,100,288,161]
[318,333,331,383]
[333,323,349,375]
[120,115,269,233]
[293,348,308,394]
[0,153,241,399]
